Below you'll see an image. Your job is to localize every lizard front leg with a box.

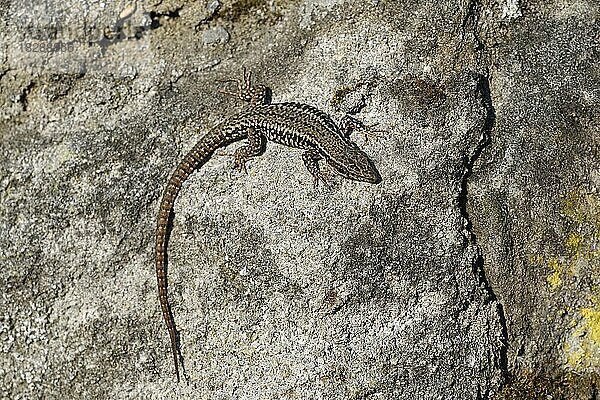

[339,115,382,142]
[302,149,330,188]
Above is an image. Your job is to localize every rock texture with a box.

[0,0,597,399]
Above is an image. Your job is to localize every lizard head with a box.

[326,143,381,184]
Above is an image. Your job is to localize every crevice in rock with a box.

[459,0,510,392]
[0,67,11,82]
[459,73,510,395]
[459,74,493,239]
[461,0,484,51]
[19,80,35,112]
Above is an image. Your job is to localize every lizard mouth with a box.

[338,164,382,184]
[367,169,382,184]
[328,157,382,184]
[353,158,382,184]
[359,166,382,184]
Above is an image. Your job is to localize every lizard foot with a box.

[216,67,269,105]
[340,115,384,143]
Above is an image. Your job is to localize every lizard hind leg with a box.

[233,127,265,174]
[216,67,270,105]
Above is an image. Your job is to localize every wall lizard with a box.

[155,69,381,381]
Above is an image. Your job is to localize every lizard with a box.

[155,68,381,381]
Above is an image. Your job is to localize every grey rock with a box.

[0,0,597,399]
[207,0,221,17]
[202,26,229,45]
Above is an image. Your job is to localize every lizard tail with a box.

[155,129,233,381]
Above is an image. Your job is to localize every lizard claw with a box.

[216,67,268,105]
[215,76,242,98]
[312,172,333,190]
[340,115,385,143]
[234,154,249,174]
[361,123,385,143]
[216,67,251,98]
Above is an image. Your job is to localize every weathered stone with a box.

[0,0,597,399]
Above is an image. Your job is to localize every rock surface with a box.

[0,0,597,399]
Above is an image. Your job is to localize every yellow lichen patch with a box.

[493,369,600,399]
[546,257,563,290]
[565,232,584,256]
[580,306,600,343]
[564,297,600,372]
[546,190,600,374]
[561,191,600,253]
[562,190,588,225]
[545,191,600,291]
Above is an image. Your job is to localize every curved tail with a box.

[155,129,233,381]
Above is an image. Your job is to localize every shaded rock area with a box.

[0,0,597,399]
